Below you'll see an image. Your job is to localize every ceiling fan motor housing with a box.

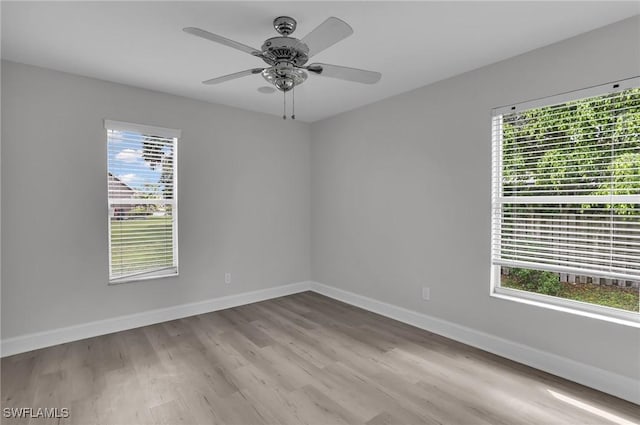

[261,37,309,67]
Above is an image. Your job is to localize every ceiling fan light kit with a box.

[261,63,307,92]
[184,15,381,119]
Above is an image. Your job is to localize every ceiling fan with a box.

[183,16,382,119]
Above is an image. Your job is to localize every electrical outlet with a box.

[422,287,430,301]
[225,273,232,284]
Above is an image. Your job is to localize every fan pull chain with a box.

[282,90,287,120]
[291,86,296,120]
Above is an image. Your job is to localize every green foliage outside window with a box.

[502,88,640,216]
[507,268,562,296]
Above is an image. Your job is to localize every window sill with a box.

[109,268,178,285]
[491,287,640,328]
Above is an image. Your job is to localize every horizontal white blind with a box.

[106,122,178,283]
[492,81,640,281]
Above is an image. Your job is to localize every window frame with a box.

[105,120,180,284]
[490,77,640,326]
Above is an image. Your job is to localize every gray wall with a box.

[310,16,640,379]
[1,60,311,339]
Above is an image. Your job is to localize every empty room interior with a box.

[2,1,640,424]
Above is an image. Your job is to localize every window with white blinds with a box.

[491,78,640,289]
[106,120,179,283]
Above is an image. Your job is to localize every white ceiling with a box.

[2,1,638,122]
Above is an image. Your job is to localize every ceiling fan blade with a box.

[183,27,262,56]
[202,68,265,85]
[300,17,353,58]
[306,63,381,84]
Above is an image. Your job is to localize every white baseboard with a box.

[1,281,312,358]
[309,281,640,405]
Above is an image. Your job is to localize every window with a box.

[106,120,179,283]
[491,78,640,320]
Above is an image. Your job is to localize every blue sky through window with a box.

[108,130,169,194]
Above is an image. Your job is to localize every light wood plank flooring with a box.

[2,292,639,424]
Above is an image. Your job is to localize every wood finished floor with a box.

[2,291,639,425]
